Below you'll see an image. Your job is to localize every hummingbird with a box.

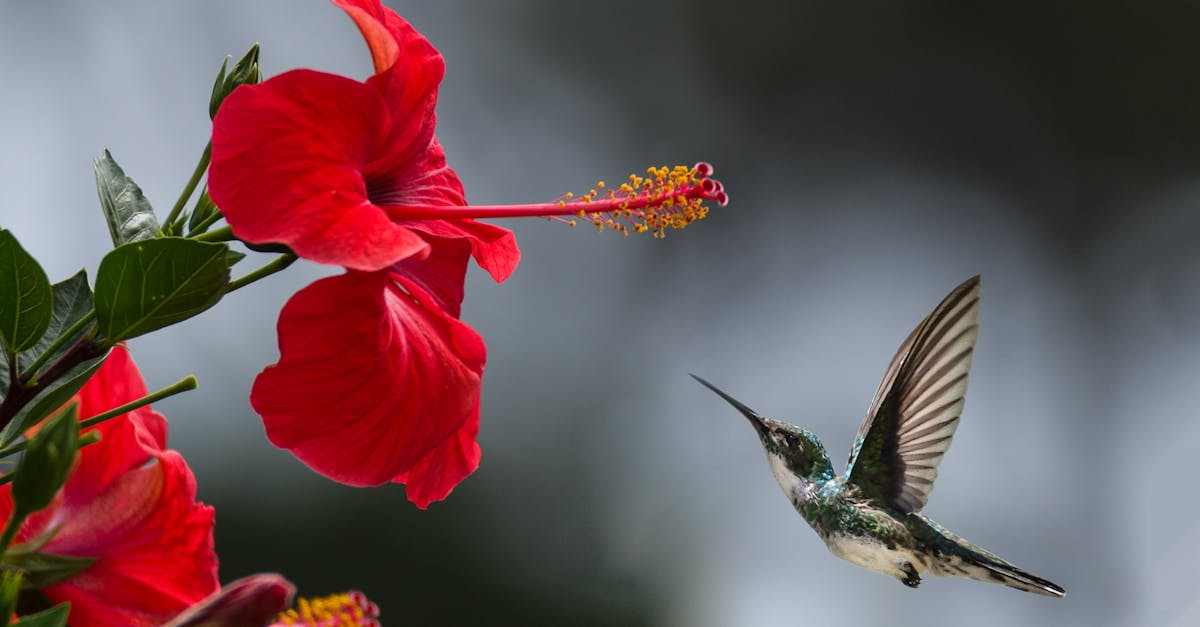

[692,276,1065,597]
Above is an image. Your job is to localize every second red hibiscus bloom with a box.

[0,347,218,626]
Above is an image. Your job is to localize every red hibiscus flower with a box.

[209,0,726,507]
[167,575,380,627]
[0,346,218,626]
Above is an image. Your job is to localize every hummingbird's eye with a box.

[783,433,800,448]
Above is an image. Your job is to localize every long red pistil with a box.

[380,163,727,237]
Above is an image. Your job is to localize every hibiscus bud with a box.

[12,404,80,515]
[209,44,261,120]
[165,573,295,627]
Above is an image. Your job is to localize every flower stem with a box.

[0,428,99,461]
[5,351,15,393]
[165,142,213,233]
[0,441,19,458]
[20,311,96,385]
[0,510,23,555]
[0,371,181,483]
[0,337,107,439]
[78,375,198,431]
[227,253,298,293]
[192,225,234,242]
[188,202,224,235]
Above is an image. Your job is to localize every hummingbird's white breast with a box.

[765,451,815,505]
[825,533,930,580]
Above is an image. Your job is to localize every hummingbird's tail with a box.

[934,554,1066,598]
[917,515,1066,598]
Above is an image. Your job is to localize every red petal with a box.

[390,234,470,317]
[5,409,217,626]
[408,216,521,284]
[59,408,158,514]
[252,271,486,487]
[354,5,445,156]
[335,0,448,208]
[210,69,430,271]
[332,0,444,79]
[0,346,217,625]
[371,136,521,283]
[392,407,481,509]
[330,0,402,74]
[24,346,170,502]
[76,345,167,452]
[364,135,463,215]
[40,451,218,627]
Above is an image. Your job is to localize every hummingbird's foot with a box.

[901,563,922,589]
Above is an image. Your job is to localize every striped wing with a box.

[844,276,981,513]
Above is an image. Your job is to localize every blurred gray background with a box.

[1,1,1197,625]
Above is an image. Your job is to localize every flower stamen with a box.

[379,162,727,238]
[271,590,380,627]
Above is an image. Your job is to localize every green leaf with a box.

[20,270,94,374]
[225,248,246,268]
[12,404,79,514]
[0,230,53,353]
[0,347,109,447]
[11,603,69,627]
[0,271,102,445]
[5,550,95,590]
[94,149,161,247]
[94,238,230,341]
[0,348,7,401]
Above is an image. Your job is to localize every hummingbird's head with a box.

[691,374,834,486]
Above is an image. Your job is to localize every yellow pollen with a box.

[559,162,720,235]
[551,163,725,238]
[273,590,378,627]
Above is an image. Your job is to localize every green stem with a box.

[192,225,234,242]
[188,199,224,235]
[0,512,21,554]
[78,375,198,431]
[165,142,212,233]
[0,429,99,461]
[0,441,24,458]
[20,311,96,384]
[0,337,106,438]
[227,253,298,293]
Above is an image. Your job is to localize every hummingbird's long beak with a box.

[690,374,769,435]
